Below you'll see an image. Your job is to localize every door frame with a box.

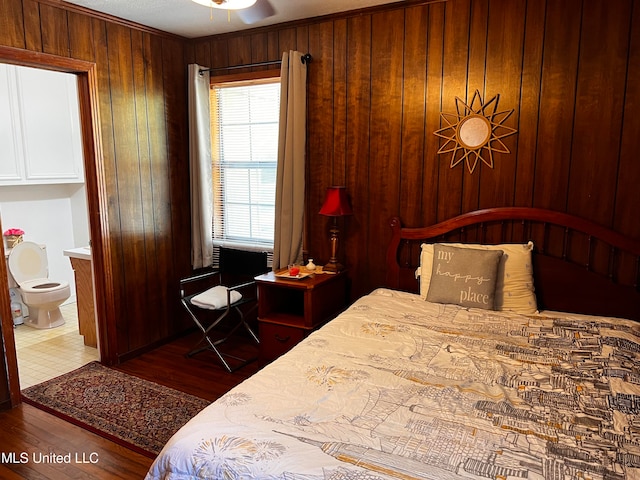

[0,45,117,407]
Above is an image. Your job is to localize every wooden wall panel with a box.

[307,21,335,187]
[296,26,309,52]
[367,9,405,290]
[400,5,428,227]
[105,23,144,352]
[162,35,191,323]
[423,2,445,227]
[616,2,640,240]
[533,0,581,211]
[343,14,372,296]
[568,1,630,225]
[461,0,487,212]
[250,31,269,67]
[278,28,297,53]
[437,0,470,222]
[68,11,95,61]
[332,18,348,187]
[90,17,123,359]
[481,0,525,209]
[267,31,279,59]
[307,22,336,263]
[0,0,25,48]
[40,4,68,56]
[192,40,210,66]
[210,38,228,68]
[23,0,42,52]
[227,34,252,71]
[131,30,158,349]
[513,0,545,207]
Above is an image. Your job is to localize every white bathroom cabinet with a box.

[0,64,84,186]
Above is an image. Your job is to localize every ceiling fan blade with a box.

[236,0,275,24]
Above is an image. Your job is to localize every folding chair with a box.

[180,247,268,372]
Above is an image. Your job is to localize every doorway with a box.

[0,46,115,407]
[1,62,99,387]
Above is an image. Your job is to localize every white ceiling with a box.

[62,0,407,39]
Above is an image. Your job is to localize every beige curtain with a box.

[273,51,307,270]
[188,64,214,269]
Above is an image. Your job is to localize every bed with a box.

[146,207,640,480]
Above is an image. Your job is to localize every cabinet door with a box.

[14,65,84,183]
[0,64,24,183]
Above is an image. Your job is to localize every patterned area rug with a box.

[21,361,210,458]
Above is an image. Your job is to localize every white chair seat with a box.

[191,285,242,310]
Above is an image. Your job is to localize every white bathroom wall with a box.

[0,183,90,303]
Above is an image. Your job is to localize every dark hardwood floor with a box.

[0,330,264,479]
[0,404,153,479]
[114,330,263,402]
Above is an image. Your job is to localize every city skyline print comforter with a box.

[146,288,640,480]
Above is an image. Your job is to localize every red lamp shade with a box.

[318,186,353,216]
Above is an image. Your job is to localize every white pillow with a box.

[191,285,242,310]
[417,241,538,314]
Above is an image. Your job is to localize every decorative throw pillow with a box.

[426,244,503,310]
[417,241,538,314]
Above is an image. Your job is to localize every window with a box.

[210,76,280,251]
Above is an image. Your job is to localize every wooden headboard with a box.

[385,207,640,321]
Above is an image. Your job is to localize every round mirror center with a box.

[457,115,491,149]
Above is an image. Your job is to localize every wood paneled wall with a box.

[190,0,640,298]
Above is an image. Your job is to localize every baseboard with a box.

[0,398,14,411]
[116,327,193,364]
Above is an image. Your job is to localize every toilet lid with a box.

[8,241,48,285]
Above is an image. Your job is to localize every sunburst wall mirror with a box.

[434,90,518,174]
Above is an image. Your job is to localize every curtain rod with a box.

[199,53,312,75]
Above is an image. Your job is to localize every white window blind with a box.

[210,78,280,253]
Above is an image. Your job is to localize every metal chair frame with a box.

[180,270,260,372]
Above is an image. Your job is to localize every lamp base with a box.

[323,260,344,273]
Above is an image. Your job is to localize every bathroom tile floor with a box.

[13,302,99,389]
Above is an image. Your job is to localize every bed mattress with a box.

[146,288,640,479]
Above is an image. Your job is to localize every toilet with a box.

[8,241,70,329]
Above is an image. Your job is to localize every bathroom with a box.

[0,63,99,388]
[1,184,100,388]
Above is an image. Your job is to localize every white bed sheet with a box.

[146,288,640,479]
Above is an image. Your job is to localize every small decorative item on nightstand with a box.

[288,263,300,277]
[306,258,316,271]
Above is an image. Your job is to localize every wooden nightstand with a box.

[255,270,348,362]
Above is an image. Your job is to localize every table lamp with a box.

[318,186,353,273]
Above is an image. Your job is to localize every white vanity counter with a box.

[63,246,91,261]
